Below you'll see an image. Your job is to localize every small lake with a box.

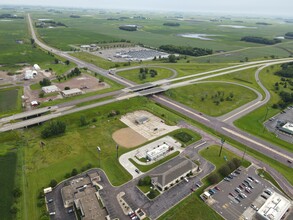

[178,33,220,41]
[219,25,257,29]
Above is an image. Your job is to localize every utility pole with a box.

[97,146,101,168]
[219,138,225,157]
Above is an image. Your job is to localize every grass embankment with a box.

[159,145,250,220]
[235,65,293,152]
[165,82,257,116]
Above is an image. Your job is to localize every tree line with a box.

[240,36,281,45]
[285,32,293,39]
[159,45,213,57]
[275,62,293,78]
[163,22,180,27]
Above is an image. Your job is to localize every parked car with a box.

[135,169,140,174]
[251,204,259,211]
[229,192,235,197]
[224,177,230,182]
[215,186,221,191]
[235,197,241,202]
[261,194,268,200]
[235,188,240,193]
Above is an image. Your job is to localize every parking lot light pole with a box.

[97,146,101,168]
[219,138,225,157]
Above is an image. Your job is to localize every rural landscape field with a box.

[0,1,293,220]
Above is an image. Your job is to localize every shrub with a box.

[41,121,66,138]
[49,179,57,187]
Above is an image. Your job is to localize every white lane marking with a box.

[221,127,292,161]
[153,95,210,122]
[194,141,207,148]
[222,101,261,122]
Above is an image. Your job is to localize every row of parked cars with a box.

[128,211,139,220]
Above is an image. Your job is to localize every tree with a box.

[12,188,22,198]
[30,38,35,45]
[71,168,78,176]
[227,160,236,171]
[168,54,177,63]
[49,179,57,187]
[208,173,221,184]
[232,158,241,168]
[64,86,70,90]
[99,76,104,83]
[41,121,66,138]
[39,92,45,98]
[54,58,59,64]
[219,164,230,176]
[39,78,51,87]
[148,189,157,199]
[80,115,88,126]
[65,60,70,65]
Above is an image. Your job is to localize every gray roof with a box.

[152,157,194,187]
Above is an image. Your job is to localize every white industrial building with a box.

[24,70,37,80]
[42,85,60,94]
[280,122,293,135]
[33,64,41,71]
[146,143,170,161]
[256,192,291,220]
[61,88,83,97]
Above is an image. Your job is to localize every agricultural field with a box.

[0,87,22,116]
[165,83,257,116]
[28,10,293,62]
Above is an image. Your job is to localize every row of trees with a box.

[208,158,241,184]
[240,36,281,45]
[41,121,66,138]
[275,62,293,78]
[285,32,293,39]
[39,78,51,87]
[138,68,158,80]
[119,25,137,31]
[159,45,213,57]
[163,22,180,27]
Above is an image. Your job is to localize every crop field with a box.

[165,83,257,116]
[0,150,17,220]
[29,10,293,62]
[0,87,22,116]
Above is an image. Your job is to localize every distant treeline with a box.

[240,36,281,45]
[256,22,271,25]
[159,45,213,57]
[0,14,24,19]
[275,62,293,78]
[36,20,67,28]
[119,25,137,31]
[285,32,293,39]
[70,15,80,18]
[163,22,180,27]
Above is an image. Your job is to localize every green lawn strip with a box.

[234,65,293,152]
[0,86,23,117]
[155,101,293,185]
[199,145,251,170]
[138,185,151,194]
[129,152,180,172]
[116,67,174,83]
[204,68,266,98]
[29,83,41,90]
[71,52,129,70]
[171,128,201,146]
[256,169,288,196]
[164,82,257,116]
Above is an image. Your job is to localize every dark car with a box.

[135,169,140,174]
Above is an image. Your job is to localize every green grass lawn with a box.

[235,65,293,152]
[165,82,257,116]
[117,67,174,83]
[0,87,23,117]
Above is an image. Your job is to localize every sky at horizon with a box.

[1,0,293,17]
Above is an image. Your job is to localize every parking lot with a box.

[264,107,293,143]
[209,166,289,220]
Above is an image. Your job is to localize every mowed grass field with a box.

[165,83,257,116]
[117,67,174,83]
[159,145,250,220]
[0,87,23,116]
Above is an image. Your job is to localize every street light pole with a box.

[219,138,225,157]
[242,145,247,162]
[97,146,101,168]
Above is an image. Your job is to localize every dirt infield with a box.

[112,127,148,148]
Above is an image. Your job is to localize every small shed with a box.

[42,85,60,94]
[135,116,149,125]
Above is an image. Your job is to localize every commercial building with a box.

[42,85,60,94]
[61,88,83,97]
[151,157,196,191]
[146,143,170,161]
[135,116,149,125]
[256,192,291,220]
[279,122,293,135]
[61,172,108,220]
